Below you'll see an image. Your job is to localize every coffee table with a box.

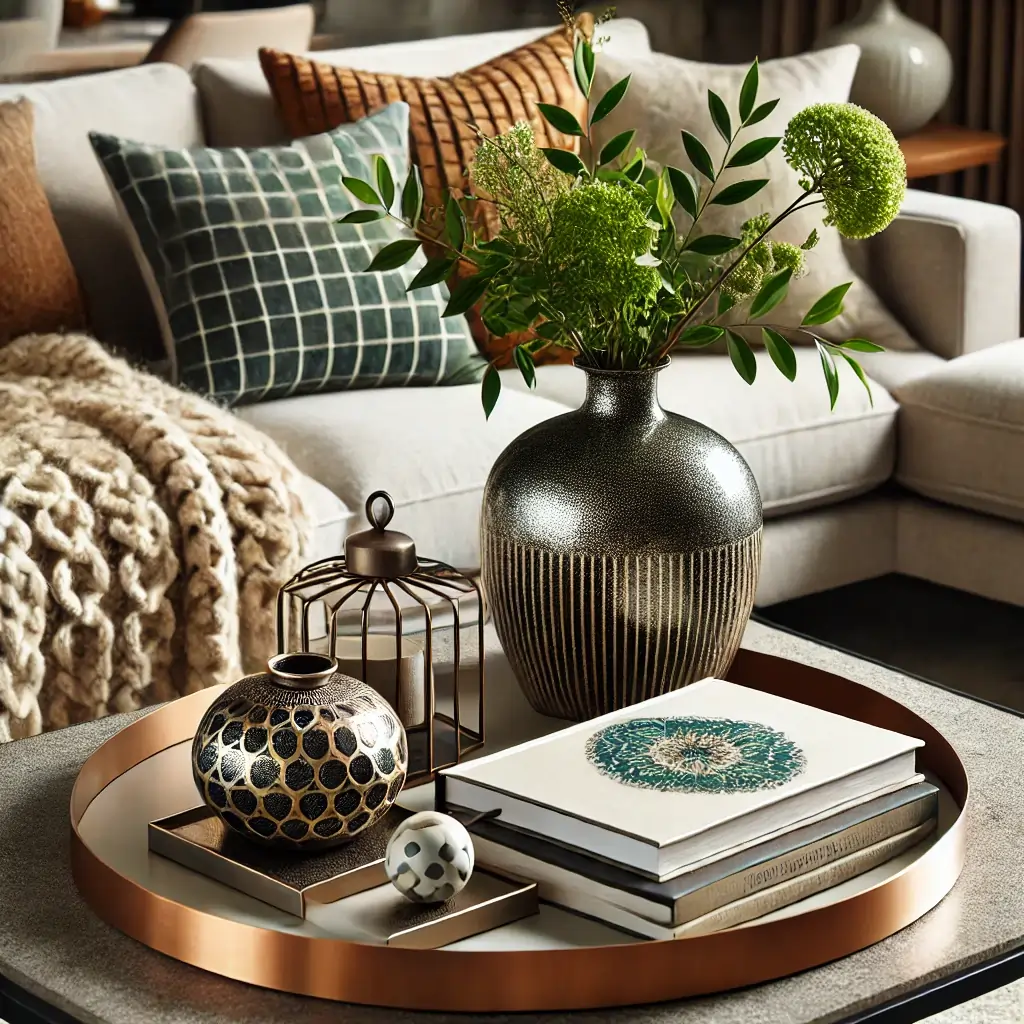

[2,621,1023,1024]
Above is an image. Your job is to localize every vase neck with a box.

[859,0,900,21]
[579,363,666,423]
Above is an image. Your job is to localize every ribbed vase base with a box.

[482,528,763,721]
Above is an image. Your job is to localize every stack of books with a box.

[438,678,938,939]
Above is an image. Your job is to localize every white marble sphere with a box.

[385,811,475,903]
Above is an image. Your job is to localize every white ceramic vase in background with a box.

[817,0,953,138]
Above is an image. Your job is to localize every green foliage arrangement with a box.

[341,11,908,417]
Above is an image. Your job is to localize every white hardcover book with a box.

[439,678,923,880]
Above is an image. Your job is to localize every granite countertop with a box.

[2,621,1024,1024]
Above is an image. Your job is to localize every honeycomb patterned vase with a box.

[192,652,408,850]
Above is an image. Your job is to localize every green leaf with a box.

[749,267,793,318]
[656,167,676,224]
[682,130,716,182]
[622,149,646,182]
[726,136,781,168]
[677,324,725,347]
[739,59,759,122]
[710,178,769,206]
[365,238,421,272]
[541,147,587,178]
[659,270,676,295]
[401,165,423,226]
[718,290,737,316]
[745,98,780,126]
[573,38,595,98]
[840,351,874,406]
[536,102,584,136]
[534,320,565,342]
[708,90,732,143]
[591,74,631,125]
[762,327,797,381]
[816,341,840,410]
[598,129,635,166]
[406,254,458,291]
[481,364,501,419]
[374,155,395,211]
[667,166,698,219]
[339,209,386,224]
[840,337,885,353]
[727,330,757,384]
[445,194,467,252]
[749,266,794,317]
[513,345,537,389]
[686,234,742,256]
[802,282,853,326]
[443,273,490,317]
[801,227,819,250]
[342,176,381,207]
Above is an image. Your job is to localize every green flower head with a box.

[548,180,661,328]
[782,102,906,239]
[724,213,774,301]
[770,240,805,277]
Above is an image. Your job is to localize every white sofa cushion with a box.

[894,339,1024,523]
[506,352,898,518]
[193,18,652,149]
[295,472,351,561]
[236,385,569,568]
[0,64,203,361]
[590,46,919,353]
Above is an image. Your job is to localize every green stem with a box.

[658,184,821,360]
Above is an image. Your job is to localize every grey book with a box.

[462,779,938,927]
[149,804,412,917]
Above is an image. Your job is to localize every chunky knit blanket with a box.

[0,334,312,741]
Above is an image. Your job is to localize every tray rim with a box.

[69,648,968,1012]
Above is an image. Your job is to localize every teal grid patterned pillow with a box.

[89,103,483,406]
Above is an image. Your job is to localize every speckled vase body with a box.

[192,653,408,850]
[480,362,763,722]
[817,0,952,138]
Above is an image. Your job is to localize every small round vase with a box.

[818,0,952,138]
[192,652,408,850]
[480,360,763,722]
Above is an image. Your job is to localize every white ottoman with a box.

[893,339,1024,523]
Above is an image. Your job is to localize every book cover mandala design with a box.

[585,717,807,794]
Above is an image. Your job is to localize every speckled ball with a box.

[385,811,474,904]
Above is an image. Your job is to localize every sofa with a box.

[2,20,1022,615]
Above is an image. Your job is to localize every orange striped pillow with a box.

[259,30,585,365]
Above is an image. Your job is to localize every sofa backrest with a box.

[2,20,650,360]
[0,63,202,360]
[194,18,653,148]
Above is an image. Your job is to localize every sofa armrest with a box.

[844,189,1021,360]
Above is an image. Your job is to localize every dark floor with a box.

[756,574,1024,713]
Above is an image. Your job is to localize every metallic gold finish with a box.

[191,659,407,850]
[148,804,412,917]
[70,650,968,1012]
[481,361,764,720]
[278,494,485,786]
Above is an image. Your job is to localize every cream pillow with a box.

[590,45,918,350]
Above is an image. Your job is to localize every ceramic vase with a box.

[480,361,763,722]
[818,0,953,138]
[192,652,408,850]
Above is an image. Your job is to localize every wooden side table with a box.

[901,122,1007,180]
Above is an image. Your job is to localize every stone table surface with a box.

[2,621,1023,1024]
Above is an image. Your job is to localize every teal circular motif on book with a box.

[585,717,807,793]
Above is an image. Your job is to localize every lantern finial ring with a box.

[366,490,395,531]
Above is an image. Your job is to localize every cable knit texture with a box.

[0,333,312,742]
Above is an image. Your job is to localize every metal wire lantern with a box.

[277,490,485,785]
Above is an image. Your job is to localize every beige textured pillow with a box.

[591,45,918,350]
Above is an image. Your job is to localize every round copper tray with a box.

[70,649,968,1012]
